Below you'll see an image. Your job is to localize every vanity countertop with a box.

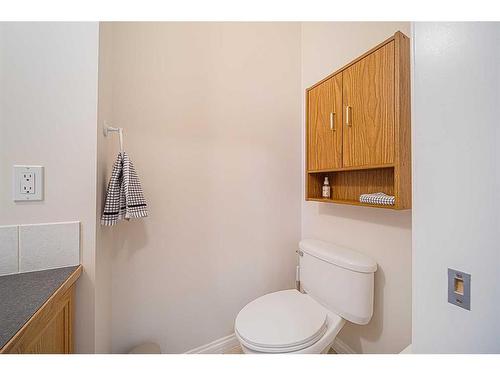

[0,265,82,350]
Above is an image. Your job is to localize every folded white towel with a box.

[101,152,148,226]
[359,192,395,206]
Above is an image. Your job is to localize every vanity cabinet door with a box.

[1,286,74,354]
[307,73,343,171]
[23,291,72,354]
[342,41,395,168]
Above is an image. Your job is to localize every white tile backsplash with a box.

[19,221,80,273]
[0,225,19,276]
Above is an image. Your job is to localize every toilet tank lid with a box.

[299,239,377,273]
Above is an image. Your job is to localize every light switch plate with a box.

[13,165,44,201]
[448,268,471,310]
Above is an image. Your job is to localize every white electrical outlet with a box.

[13,165,43,201]
[21,171,35,194]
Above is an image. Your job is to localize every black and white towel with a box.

[101,152,148,226]
[359,192,395,206]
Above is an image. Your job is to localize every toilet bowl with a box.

[234,239,377,354]
[235,289,345,354]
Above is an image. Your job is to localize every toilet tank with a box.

[298,239,377,325]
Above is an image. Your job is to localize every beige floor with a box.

[224,346,244,354]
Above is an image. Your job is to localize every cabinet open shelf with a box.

[306,167,399,209]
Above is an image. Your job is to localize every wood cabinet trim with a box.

[393,31,412,209]
[306,197,397,210]
[0,265,82,354]
[305,88,310,201]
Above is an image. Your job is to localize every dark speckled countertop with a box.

[0,266,79,349]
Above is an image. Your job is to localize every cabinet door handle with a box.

[346,106,352,127]
[330,112,335,131]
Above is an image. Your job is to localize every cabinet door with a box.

[2,286,73,354]
[307,74,343,171]
[343,41,395,167]
[24,305,69,354]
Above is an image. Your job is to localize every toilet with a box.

[234,239,377,354]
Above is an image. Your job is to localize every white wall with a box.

[301,22,412,354]
[101,22,302,353]
[412,22,500,353]
[0,22,99,353]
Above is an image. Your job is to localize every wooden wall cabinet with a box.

[306,31,411,209]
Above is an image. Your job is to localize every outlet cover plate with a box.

[13,165,44,201]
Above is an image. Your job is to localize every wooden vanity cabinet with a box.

[305,31,411,209]
[0,266,81,354]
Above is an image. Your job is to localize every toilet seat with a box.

[235,289,331,353]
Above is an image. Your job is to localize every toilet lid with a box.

[235,289,328,352]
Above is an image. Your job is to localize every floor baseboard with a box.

[332,337,357,354]
[185,334,240,354]
[186,333,357,354]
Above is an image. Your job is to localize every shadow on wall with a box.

[317,203,412,230]
[111,220,149,260]
[345,264,386,349]
[312,202,412,353]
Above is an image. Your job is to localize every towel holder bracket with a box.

[103,121,124,152]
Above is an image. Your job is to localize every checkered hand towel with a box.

[101,152,148,226]
[359,192,395,206]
